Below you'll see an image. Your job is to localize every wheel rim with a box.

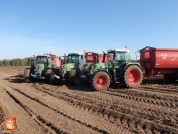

[127,69,140,84]
[96,75,107,87]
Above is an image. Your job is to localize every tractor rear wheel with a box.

[23,69,31,82]
[45,69,51,83]
[90,71,110,91]
[122,65,143,88]
[68,69,81,86]
[49,69,62,85]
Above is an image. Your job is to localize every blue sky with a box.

[0,0,178,60]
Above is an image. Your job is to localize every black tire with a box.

[23,69,30,82]
[45,69,51,83]
[122,65,143,88]
[49,69,62,85]
[164,74,176,83]
[90,71,110,91]
[68,69,81,86]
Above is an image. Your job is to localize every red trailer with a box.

[48,53,61,68]
[85,52,110,64]
[139,46,178,82]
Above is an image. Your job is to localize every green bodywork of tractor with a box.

[49,53,86,85]
[81,48,143,90]
[23,54,61,83]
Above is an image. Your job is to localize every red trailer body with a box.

[85,52,110,64]
[48,54,61,68]
[139,46,178,78]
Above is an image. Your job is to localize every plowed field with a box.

[0,66,177,134]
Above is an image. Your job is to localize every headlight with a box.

[36,66,39,69]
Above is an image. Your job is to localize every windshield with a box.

[108,52,114,60]
[108,51,131,61]
[36,56,48,64]
[67,55,86,64]
[116,52,125,60]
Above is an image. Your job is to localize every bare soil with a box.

[0,66,177,134]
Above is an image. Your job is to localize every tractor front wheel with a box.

[49,69,62,85]
[45,69,52,83]
[90,71,110,91]
[68,69,81,86]
[23,69,31,82]
[122,65,143,88]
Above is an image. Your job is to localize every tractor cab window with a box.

[67,55,79,63]
[79,55,86,64]
[116,52,126,60]
[36,56,48,64]
[48,57,51,63]
[108,52,114,60]
[125,52,131,61]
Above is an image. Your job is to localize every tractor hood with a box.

[64,63,75,71]
[92,62,106,73]
[35,63,46,74]
[91,61,125,74]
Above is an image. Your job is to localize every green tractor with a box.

[49,52,86,85]
[49,52,105,85]
[81,48,143,90]
[23,53,61,83]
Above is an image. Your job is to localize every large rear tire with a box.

[45,69,51,83]
[23,69,30,82]
[68,69,81,86]
[122,65,143,88]
[90,71,110,91]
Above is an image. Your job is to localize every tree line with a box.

[0,58,33,66]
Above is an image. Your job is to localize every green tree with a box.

[3,59,10,66]
[0,60,3,66]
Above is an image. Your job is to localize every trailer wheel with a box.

[49,69,62,85]
[90,71,110,91]
[68,69,81,85]
[45,69,51,83]
[23,69,31,82]
[122,65,143,88]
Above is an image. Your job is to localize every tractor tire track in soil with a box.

[2,83,103,134]
[2,82,129,134]
[31,83,178,134]
[0,66,178,134]
[0,84,47,134]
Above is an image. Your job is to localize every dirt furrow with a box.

[2,83,108,134]
[108,88,178,101]
[39,83,178,110]
[102,89,178,109]
[139,85,178,94]
[0,84,47,134]
[3,81,132,134]
[38,84,178,113]
[32,84,178,133]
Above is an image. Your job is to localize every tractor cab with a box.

[107,48,131,62]
[60,52,85,73]
[35,55,50,69]
[36,56,49,64]
[67,53,86,65]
